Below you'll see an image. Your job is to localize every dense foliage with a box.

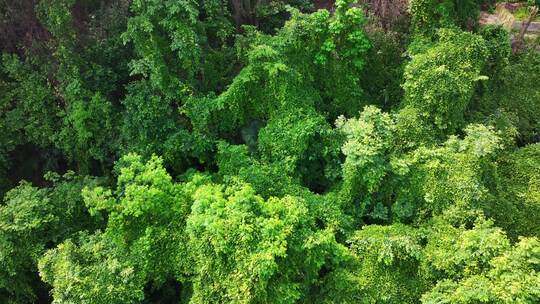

[1,0,539,303]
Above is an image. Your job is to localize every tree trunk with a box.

[512,6,539,54]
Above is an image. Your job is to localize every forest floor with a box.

[480,3,539,37]
[480,4,540,51]
[313,0,335,11]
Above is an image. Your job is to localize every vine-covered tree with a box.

[1,0,539,302]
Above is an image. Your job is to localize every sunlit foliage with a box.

[1,0,539,302]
